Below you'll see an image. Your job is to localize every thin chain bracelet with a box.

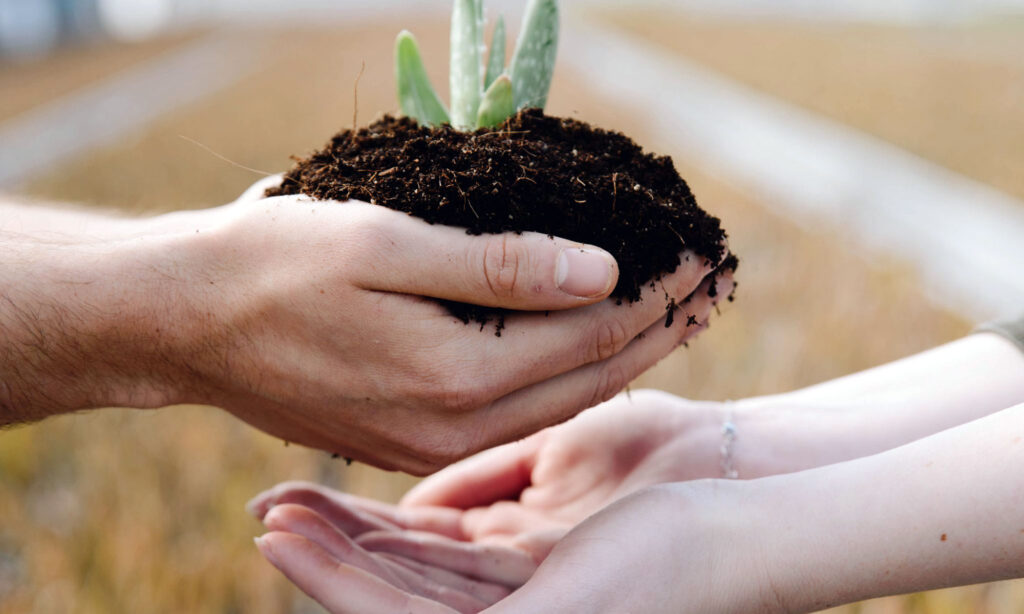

[719,402,739,479]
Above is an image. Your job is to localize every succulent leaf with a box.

[484,15,506,90]
[450,0,484,130]
[508,0,559,111]
[476,74,515,129]
[395,31,450,128]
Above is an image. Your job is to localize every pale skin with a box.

[0,176,728,474]
[249,331,1024,612]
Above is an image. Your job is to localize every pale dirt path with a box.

[0,32,200,123]
[597,10,1024,203]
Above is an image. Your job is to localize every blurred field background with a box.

[1,0,1022,612]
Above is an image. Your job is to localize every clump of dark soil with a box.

[268,108,736,327]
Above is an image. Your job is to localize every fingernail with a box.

[715,278,736,301]
[254,536,279,567]
[245,498,262,518]
[556,247,616,298]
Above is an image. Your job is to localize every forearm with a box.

[733,333,1024,477]
[755,401,1024,612]
[1,196,209,240]
[0,202,219,424]
[1,195,141,238]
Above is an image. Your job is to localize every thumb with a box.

[401,436,543,509]
[350,206,619,310]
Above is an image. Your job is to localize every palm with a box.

[246,392,726,613]
[465,390,720,533]
[249,392,721,547]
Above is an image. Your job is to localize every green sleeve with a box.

[975,315,1024,355]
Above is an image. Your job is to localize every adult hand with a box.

[0,178,731,473]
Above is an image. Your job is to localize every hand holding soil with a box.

[0,176,727,474]
[241,0,737,472]
[208,177,731,474]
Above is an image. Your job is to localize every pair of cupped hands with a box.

[248,391,750,613]
[228,176,736,611]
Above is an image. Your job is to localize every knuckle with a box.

[591,317,631,362]
[676,251,714,290]
[481,235,523,301]
[589,363,630,408]
[431,376,487,415]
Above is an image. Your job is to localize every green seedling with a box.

[395,0,559,130]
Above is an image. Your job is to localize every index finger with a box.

[256,532,459,614]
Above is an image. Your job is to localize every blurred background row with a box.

[4,0,1024,57]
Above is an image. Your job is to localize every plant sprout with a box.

[395,0,559,131]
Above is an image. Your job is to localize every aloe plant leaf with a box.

[484,15,506,90]
[450,0,484,130]
[395,31,450,128]
[476,74,515,129]
[508,0,559,111]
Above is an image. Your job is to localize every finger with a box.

[356,530,538,588]
[263,504,411,590]
[349,206,619,309]
[249,483,469,540]
[234,173,285,203]
[248,481,399,536]
[401,436,543,509]
[248,481,308,520]
[460,504,565,542]
[476,529,568,564]
[380,247,719,411]
[359,269,730,473]
[256,532,459,614]
[472,273,734,448]
[379,554,512,605]
[376,556,497,613]
[265,505,489,613]
[337,496,469,540]
[363,269,731,473]
[507,529,566,563]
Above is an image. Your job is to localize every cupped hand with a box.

[480,481,770,613]
[248,389,731,554]
[161,177,730,473]
[252,482,770,614]
[254,502,532,614]
[401,388,730,537]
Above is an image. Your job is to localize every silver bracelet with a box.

[720,402,739,479]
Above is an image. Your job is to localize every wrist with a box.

[674,472,861,614]
[642,391,726,480]
[729,393,876,478]
[655,480,792,613]
[0,207,225,421]
[656,394,816,482]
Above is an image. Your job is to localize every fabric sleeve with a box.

[975,315,1024,355]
